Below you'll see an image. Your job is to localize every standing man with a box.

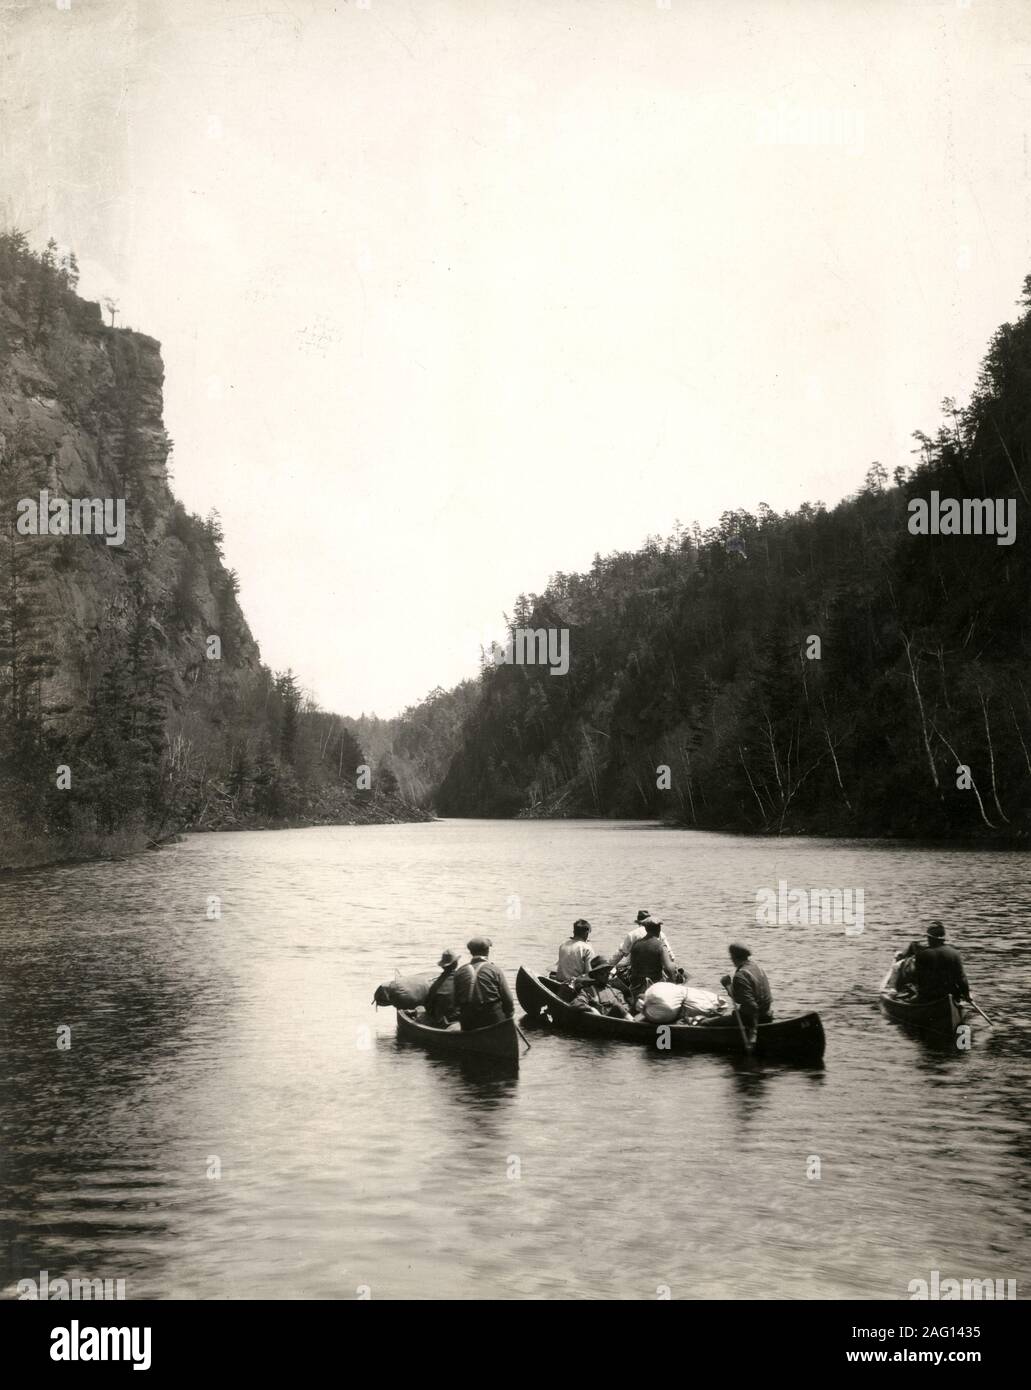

[721,943,773,1037]
[902,921,971,1002]
[611,909,676,968]
[454,937,515,1031]
[628,918,678,1000]
[554,919,594,983]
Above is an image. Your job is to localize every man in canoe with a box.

[454,937,516,1031]
[721,942,773,1037]
[569,956,630,1018]
[424,949,462,1027]
[899,921,971,1003]
[611,909,676,970]
[627,918,679,1001]
[553,919,594,983]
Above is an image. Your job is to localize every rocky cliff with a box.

[0,234,426,870]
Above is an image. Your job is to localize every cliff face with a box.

[0,286,261,702]
[0,238,423,870]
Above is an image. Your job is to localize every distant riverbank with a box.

[513,802,1030,846]
[0,795,434,874]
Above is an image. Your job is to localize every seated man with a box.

[628,918,678,1003]
[553,919,594,984]
[424,949,462,1027]
[569,957,629,1018]
[720,942,773,1038]
[900,921,970,1002]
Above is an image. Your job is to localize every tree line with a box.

[433,276,1031,838]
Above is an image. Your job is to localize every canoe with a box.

[515,968,825,1061]
[879,990,966,1036]
[396,1008,521,1064]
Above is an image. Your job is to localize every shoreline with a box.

[6,808,1026,877]
[0,803,437,876]
[490,808,1031,849]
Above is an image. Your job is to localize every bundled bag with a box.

[681,985,725,1018]
[372,972,436,1009]
[642,982,688,1023]
[641,982,726,1022]
[883,954,916,995]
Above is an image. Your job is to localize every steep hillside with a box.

[0,234,425,870]
[436,276,1031,839]
[345,680,481,809]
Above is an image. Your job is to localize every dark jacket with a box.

[907,942,970,1002]
[454,958,515,1030]
[628,936,676,989]
[730,959,773,1024]
[424,964,459,1025]
[570,983,629,1018]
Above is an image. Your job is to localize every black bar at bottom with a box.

[1,1298,1021,1376]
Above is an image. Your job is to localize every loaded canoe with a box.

[396,1008,521,1064]
[879,990,966,1036]
[515,968,825,1062]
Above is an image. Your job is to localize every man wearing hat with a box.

[721,943,773,1036]
[627,918,679,999]
[454,937,515,1031]
[424,949,462,1028]
[611,909,677,969]
[569,956,630,1018]
[899,921,971,1003]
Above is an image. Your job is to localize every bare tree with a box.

[900,633,941,797]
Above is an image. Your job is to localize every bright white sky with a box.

[3,0,1030,714]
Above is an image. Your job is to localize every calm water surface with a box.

[2,820,1029,1300]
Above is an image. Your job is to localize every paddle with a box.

[515,1022,532,1052]
[722,979,753,1055]
[964,998,994,1026]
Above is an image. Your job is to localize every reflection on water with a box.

[1,821,1029,1299]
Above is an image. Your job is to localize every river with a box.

[2,820,1029,1300]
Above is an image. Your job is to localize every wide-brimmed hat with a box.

[635,909,651,922]
[588,955,613,977]
[927,921,946,940]
[467,936,492,955]
[438,949,460,968]
[641,917,663,931]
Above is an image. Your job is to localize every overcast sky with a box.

[2,0,1030,715]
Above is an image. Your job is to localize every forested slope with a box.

[346,681,480,810]
[436,278,1031,838]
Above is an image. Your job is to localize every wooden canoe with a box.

[515,968,825,1061]
[879,990,966,1037]
[396,1008,521,1064]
